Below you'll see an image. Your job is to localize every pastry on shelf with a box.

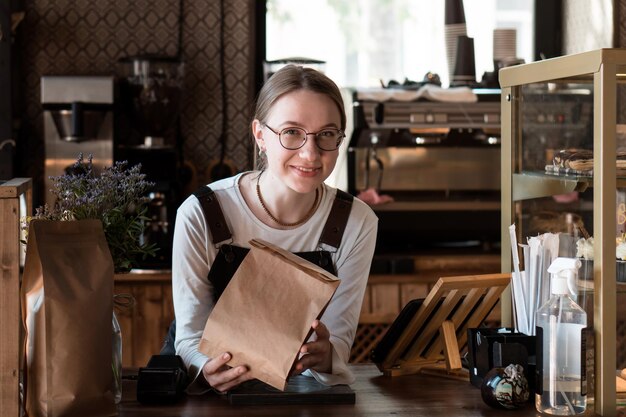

[553,149,593,169]
[546,149,626,176]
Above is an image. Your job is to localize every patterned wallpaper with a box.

[17,0,255,205]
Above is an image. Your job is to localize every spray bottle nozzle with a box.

[547,257,581,296]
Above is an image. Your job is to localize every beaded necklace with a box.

[256,172,319,227]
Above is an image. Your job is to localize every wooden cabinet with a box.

[114,271,174,368]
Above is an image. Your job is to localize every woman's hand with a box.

[292,320,332,375]
[202,352,252,393]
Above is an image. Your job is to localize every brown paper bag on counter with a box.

[198,238,340,391]
[21,220,117,417]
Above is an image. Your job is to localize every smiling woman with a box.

[169,65,378,395]
[265,0,535,88]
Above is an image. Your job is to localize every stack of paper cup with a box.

[445,0,468,84]
[493,28,517,65]
[445,24,468,83]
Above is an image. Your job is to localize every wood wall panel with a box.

[114,276,174,368]
[371,284,400,318]
[400,283,430,308]
[359,286,371,317]
[134,284,165,367]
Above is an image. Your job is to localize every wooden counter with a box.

[117,364,607,416]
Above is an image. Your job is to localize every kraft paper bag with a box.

[21,220,117,417]
[198,238,340,391]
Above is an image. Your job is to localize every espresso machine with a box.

[115,55,185,269]
[347,89,502,271]
[41,76,114,206]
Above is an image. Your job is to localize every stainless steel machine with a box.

[115,56,185,269]
[347,90,502,270]
[41,76,114,206]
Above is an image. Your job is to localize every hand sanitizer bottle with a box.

[535,257,587,415]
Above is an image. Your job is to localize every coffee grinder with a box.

[41,76,115,206]
[116,55,185,269]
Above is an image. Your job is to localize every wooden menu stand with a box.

[376,273,511,380]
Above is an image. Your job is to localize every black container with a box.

[452,35,476,87]
[137,355,188,404]
[467,327,536,393]
[445,0,466,25]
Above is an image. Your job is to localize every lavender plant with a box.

[29,154,157,272]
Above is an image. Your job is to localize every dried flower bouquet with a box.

[23,153,157,272]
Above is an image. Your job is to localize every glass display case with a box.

[500,48,626,415]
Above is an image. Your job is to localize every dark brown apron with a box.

[161,185,353,355]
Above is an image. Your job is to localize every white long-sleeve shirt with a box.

[172,172,378,393]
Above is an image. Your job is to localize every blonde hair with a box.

[253,65,345,169]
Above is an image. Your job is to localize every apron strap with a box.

[318,189,354,250]
[193,185,354,249]
[193,186,232,245]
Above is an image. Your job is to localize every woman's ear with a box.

[252,119,265,151]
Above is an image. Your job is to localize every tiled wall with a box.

[17,0,255,204]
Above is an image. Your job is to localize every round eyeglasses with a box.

[264,125,344,151]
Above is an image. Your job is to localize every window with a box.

[266,0,535,88]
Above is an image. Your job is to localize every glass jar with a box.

[112,311,122,404]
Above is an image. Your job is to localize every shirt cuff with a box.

[185,356,212,395]
[305,344,355,386]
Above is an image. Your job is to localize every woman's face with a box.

[253,89,341,194]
